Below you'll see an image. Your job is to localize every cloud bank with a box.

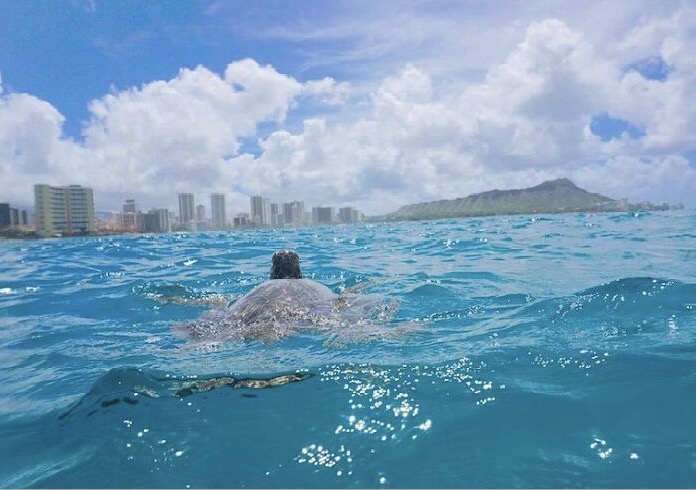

[1,12,695,215]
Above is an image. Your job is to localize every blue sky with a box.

[3,2,293,135]
[1,0,695,214]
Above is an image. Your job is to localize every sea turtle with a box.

[173,250,397,344]
[138,250,403,397]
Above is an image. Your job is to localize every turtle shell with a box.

[227,279,336,326]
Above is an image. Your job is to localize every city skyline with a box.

[107,191,363,232]
[2,184,364,219]
[3,183,366,236]
[95,185,365,232]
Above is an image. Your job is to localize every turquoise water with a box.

[1,211,695,488]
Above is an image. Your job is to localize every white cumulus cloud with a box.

[1,7,695,217]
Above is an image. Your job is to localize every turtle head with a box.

[270,250,302,279]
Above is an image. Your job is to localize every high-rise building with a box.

[196,204,206,222]
[250,195,271,226]
[115,211,143,232]
[283,201,305,225]
[19,210,29,226]
[313,206,334,224]
[339,207,363,223]
[123,199,136,213]
[339,207,352,223]
[117,199,141,231]
[178,193,195,226]
[142,212,159,233]
[233,213,249,228]
[34,184,96,236]
[271,203,285,226]
[0,203,10,228]
[141,208,169,233]
[156,208,171,233]
[210,193,226,230]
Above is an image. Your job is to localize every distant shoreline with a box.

[2,206,687,241]
[367,202,682,223]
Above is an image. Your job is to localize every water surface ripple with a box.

[1,211,695,488]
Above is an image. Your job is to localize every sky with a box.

[1,0,695,216]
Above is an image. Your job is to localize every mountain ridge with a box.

[374,178,647,221]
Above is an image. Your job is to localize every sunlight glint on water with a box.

[0,211,695,488]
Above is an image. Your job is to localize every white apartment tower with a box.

[178,193,195,225]
[34,184,96,236]
[156,208,171,232]
[249,195,271,226]
[211,193,226,230]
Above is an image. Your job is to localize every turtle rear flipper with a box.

[170,372,313,397]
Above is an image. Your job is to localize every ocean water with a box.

[1,211,695,488]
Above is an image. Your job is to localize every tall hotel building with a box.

[210,193,226,230]
[250,195,271,226]
[178,193,195,225]
[34,184,96,236]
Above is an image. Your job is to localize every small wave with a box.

[135,282,233,308]
[477,277,696,357]
[608,211,653,221]
[405,283,455,298]
[442,270,502,282]
[559,277,693,316]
